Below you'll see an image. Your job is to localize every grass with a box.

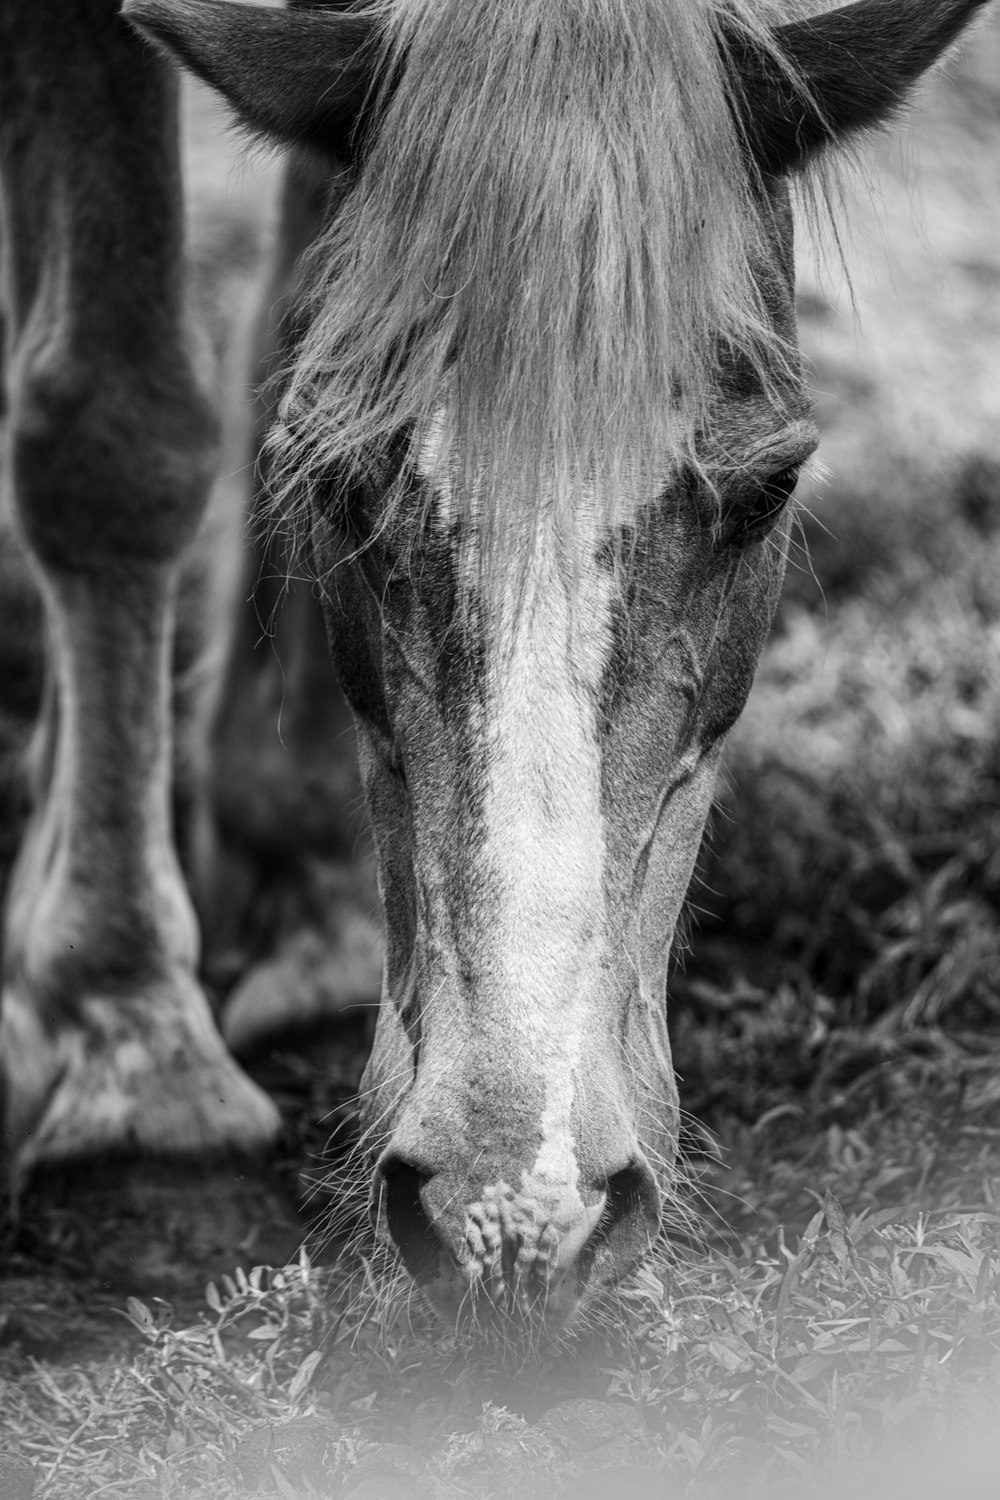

[4,23,1000,1500]
[2,1204,999,1496]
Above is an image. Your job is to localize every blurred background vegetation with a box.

[3,9,1000,1498]
[673,10,1000,1229]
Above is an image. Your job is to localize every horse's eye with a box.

[721,465,800,549]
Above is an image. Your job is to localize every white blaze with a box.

[484,539,611,1199]
[420,418,614,1211]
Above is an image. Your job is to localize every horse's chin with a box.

[416,1267,587,1354]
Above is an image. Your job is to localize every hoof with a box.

[1,977,282,1185]
[16,1157,304,1293]
[221,887,383,1055]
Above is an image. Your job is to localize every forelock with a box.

[267,0,827,598]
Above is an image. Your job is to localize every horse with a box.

[0,0,987,1339]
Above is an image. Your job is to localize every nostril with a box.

[378,1155,443,1284]
[606,1162,659,1226]
[579,1160,660,1283]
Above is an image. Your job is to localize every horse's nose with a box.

[376,1152,660,1325]
[376,1156,442,1286]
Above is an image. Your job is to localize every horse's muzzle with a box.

[375,1151,660,1335]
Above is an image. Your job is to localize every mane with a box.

[268,0,823,585]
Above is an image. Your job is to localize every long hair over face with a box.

[268,0,820,587]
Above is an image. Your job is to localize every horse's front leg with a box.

[0,0,280,1252]
[191,149,383,1054]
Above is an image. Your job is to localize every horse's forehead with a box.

[414,408,676,550]
[411,425,618,688]
[409,392,811,614]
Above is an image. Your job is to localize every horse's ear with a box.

[121,0,379,159]
[729,0,988,176]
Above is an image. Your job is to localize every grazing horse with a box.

[0,0,987,1336]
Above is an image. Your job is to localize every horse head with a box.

[124,0,988,1339]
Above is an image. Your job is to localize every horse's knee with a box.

[8,344,219,571]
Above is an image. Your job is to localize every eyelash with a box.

[720,465,801,549]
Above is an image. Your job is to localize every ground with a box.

[3,17,1000,1500]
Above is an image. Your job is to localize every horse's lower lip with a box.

[371,1145,662,1343]
[417,1264,585,1340]
[370,1171,604,1338]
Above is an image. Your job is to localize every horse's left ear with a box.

[121,0,380,159]
[729,0,989,176]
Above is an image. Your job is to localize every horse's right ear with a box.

[729,0,989,176]
[121,0,380,159]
